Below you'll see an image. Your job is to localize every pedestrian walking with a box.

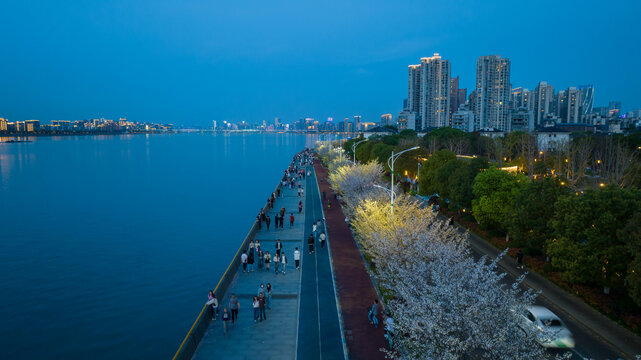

[266,215,271,230]
[222,308,230,335]
[294,247,300,270]
[319,232,326,249]
[517,249,524,269]
[290,213,295,227]
[274,214,279,230]
[279,214,284,229]
[368,299,380,328]
[266,283,272,309]
[229,294,239,323]
[259,293,266,321]
[317,219,322,230]
[281,252,287,274]
[241,251,248,273]
[256,215,261,230]
[300,187,304,197]
[312,223,318,242]
[206,290,219,320]
[248,250,255,272]
[265,251,271,271]
[308,234,314,254]
[258,283,265,296]
[274,253,280,275]
[276,239,282,257]
[253,296,260,323]
[249,240,255,256]
[298,201,303,213]
[258,249,264,271]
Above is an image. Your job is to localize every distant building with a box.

[534,81,555,126]
[510,107,534,132]
[380,114,392,127]
[397,111,417,130]
[478,128,505,138]
[578,85,594,116]
[536,127,570,151]
[420,54,451,129]
[25,120,40,132]
[0,118,7,132]
[474,55,511,131]
[451,105,474,132]
[405,53,451,130]
[354,115,362,131]
[450,75,460,124]
[609,101,621,117]
[361,122,377,131]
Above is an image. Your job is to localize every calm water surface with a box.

[0,133,334,359]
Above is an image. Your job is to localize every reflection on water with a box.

[0,132,339,360]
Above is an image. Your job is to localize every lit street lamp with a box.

[417,162,422,194]
[386,146,420,216]
[353,138,368,165]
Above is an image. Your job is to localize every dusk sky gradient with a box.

[1,0,640,125]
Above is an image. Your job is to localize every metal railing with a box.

[172,182,282,360]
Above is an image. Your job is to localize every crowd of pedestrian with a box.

[207,149,318,336]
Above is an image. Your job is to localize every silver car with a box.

[520,305,576,348]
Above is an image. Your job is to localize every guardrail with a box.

[172,181,282,360]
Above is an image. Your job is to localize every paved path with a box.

[313,160,387,360]
[296,165,344,360]
[193,177,306,360]
[193,161,344,360]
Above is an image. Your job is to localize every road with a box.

[464,220,622,359]
[415,197,626,359]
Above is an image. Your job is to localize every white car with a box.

[519,305,576,349]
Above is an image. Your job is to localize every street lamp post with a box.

[353,139,368,165]
[417,162,421,194]
[386,146,420,217]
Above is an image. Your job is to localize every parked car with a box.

[519,305,575,348]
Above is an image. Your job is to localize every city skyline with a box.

[1,1,640,125]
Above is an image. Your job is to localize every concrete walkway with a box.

[193,177,306,360]
[193,161,344,360]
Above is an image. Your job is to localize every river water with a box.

[0,132,337,359]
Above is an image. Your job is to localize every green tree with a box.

[370,142,395,167]
[472,168,527,229]
[447,157,487,210]
[623,213,641,305]
[546,186,641,290]
[507,178,568,250]
[418,149,456,195]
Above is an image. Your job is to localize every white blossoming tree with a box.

[328,161,385,215]
[350,196,556,359]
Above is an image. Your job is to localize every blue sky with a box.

[1,0,639,125]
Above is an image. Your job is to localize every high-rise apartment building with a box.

[0,118,7,132]
[407,65,421,114]
[450,76,460,124]
[511,87,533,110]
[403,53,451,131]
[578,85,594,116]
[565,87,582,123]
[420,54,451,129]
[534,81,555,126]
[474,55,511,131]
[353,115,362,131]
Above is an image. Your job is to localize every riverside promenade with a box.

[192,160,344,360]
